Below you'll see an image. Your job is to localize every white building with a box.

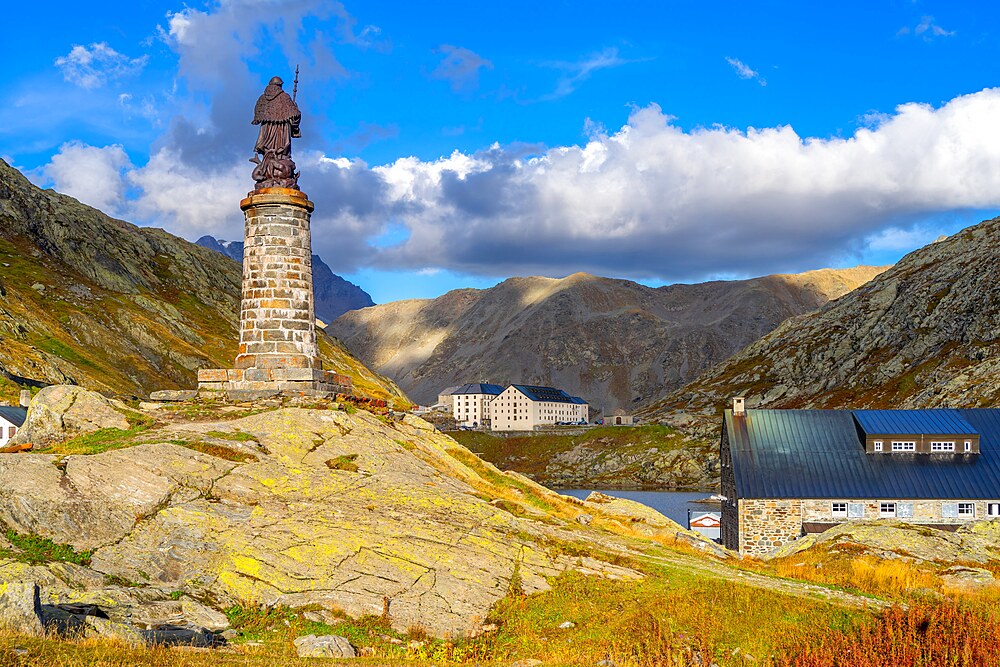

[451,383,503,427]
[0,407,27,448]
[489,385,589,432]
[606,409,635,426]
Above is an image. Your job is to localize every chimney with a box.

[19,390,31,408]
[732,396,746,416]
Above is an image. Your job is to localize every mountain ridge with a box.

[328,265,887,409]
[643,217,1000,431]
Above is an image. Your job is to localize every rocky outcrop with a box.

[196,235,375,324]
[647,217,1000,432]
[0,159,406,407]
[768,519,1000,564]
[294,634,357,658]
[328,268,884,410]
[0,582,44,636]
[11,385,138,447]
[0,399,653,637]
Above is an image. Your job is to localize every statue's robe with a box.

[252,84,301,157]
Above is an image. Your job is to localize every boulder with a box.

[293,634,356,658]
[11,385,138,448]
[83,616,147,647]
[129,599,229,632]
[0,582,44,636]
[941,566,996,589]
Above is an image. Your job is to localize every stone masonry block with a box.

[197,369,229,382]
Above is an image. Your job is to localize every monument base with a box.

[197,368,353,397]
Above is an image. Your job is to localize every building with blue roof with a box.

[450,383,504,427]
[490,385,589,431]
[720,398,1000,556]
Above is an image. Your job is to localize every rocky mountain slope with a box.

[328,268,885,409]
[0,385,701,639]
[0,159,406,406]
[196,235,374,324]
[645,217,1000,430]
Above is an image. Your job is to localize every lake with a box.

[557,489,721,527]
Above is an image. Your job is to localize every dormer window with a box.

[891,441,916,451]
[874,441,883,452]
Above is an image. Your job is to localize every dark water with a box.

[558,489,721,527]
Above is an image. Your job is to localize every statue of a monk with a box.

[250,76,302,191]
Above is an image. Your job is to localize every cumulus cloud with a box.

[308,88,1000,279]
[726,57,766,86]
[55,43,148,89]
[431,45,493,92]
[43,142,133,216]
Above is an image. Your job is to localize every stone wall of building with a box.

[738,499,803,556]
[801,499,996,524]
[236,189,319,371]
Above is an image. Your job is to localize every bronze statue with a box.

[251,72,301,190]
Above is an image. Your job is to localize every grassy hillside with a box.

[449,425,717,489]
[0,159,408,407]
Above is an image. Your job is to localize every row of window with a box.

[0,426,15,440]
[873,440,971,452]
[830,501,997,519]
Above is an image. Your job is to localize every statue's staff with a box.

[293,65,299,103]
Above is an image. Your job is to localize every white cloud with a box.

[128,148,248,239]
[40,82,1000,283]
[43,142,133,216]
[55,43,148,89]
[726,57,766,86]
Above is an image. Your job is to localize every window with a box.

[7,427,13,438]
[891,441,916,451]
[897,502,914,518]
[831,502,848,518]
[931,441,955,452]
[848,502,865,518]
[874,441,883,452]
[988,503,1000,517]
[965,441,972,452]
[959,503,975,517]
[942,503,959,519]
[880,502,896,517]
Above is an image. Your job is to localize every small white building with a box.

[0,407,27,447]
[451,383,504,427]
[489,385,589,432]
[606,410,635,426]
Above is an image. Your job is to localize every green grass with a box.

[0,530,91,566]
[205,430,256,442]
[168,439,257,463]
[47,424,151,455]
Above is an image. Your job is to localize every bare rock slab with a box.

[294,634,356,658]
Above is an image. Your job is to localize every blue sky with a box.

[4,1,1000,302]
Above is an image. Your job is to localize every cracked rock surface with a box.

[0,401,644,637]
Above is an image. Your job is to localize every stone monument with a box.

[198,74,352,397]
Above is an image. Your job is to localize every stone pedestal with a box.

[198,188,352,397]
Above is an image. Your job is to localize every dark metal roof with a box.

[452,383,504,396]
[726,409,1000,499]
[510,385,575,403]
[853,409,978,436]
[569,396,588,405]
[0,407,27,428]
